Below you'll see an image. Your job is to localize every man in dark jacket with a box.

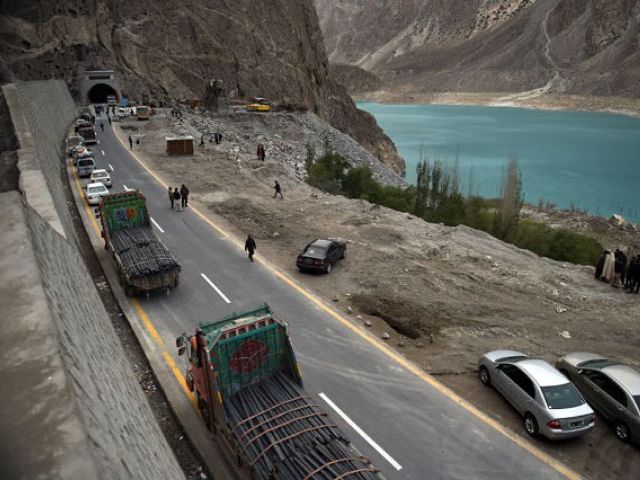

[627,255,640,294]
[273,180,283,199]
[245,235,256,262]
[173,187,182,211]
[180,184,189,208]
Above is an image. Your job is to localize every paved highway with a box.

[80,115,576,480]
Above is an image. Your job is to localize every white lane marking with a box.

[319,392,402,471]
[109,163,115,172]
[200,273,231,304]
[101,150,105,156]
[150,217,165,233]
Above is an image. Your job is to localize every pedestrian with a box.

[128,135,133,150]
[245,234,256,262]
[257,144,265,161]
[173,187,182,211]
[235,156,240,175]
[630,255,640,294]
[612,249,626,288]
[601,249,615,283]
[107,115,112,126]
[100,122,104,133]
[595,250,606,280]
[273,180,283,199]
[200,135,205,147]
[180,184,189,208]
[168,186,174,209]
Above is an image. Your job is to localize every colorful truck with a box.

[99,191,180,296]
[176,304,381,480]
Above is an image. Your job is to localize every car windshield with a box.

[93,172,107,178]
[87,186,105,194]
[541,384,585,409]
[305,247,326,256]
[577,359,616,369]
[78,159,94,167]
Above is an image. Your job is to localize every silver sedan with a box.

[557,352,640,444]
[479,350,595,439]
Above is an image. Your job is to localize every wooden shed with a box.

[165,135,194,156]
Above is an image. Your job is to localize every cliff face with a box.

[315,0,640,97]
[0,0,404,174]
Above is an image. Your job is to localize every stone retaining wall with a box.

[0,80,185,479]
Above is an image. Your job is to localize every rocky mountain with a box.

[315,0,640,97]
[0,0,404,174]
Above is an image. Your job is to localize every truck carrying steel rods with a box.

[177,304,381,480]
[99,191,180,296]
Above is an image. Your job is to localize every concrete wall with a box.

[0,81,185,479]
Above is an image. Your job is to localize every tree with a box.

[493,155,523,241]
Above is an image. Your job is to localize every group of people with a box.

[168,184,190,211]
[595,249,640,293]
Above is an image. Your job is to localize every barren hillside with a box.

[0,0,404,173]
[315,0,640,97]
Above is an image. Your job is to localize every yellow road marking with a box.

[112,126,580,479]
[132,299,166,347]
[163,351,197,406]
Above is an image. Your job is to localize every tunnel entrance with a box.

[87,83,118,104]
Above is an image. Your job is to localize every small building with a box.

[165,136,194,156]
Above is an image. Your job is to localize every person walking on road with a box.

[100,122,104,133]
[245,235,257,262]
[273,180,283,199]
[173,187,182,211]
[107,115,112,126]
[257,144,265,161]
[169,186,175,209]
[128,135,133,150]
[180,184,189,208]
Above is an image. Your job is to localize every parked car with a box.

[90,169,112,188]
[557,353,640,444]
[66,135,84,156]
[296,238,346,273]
[76,155,96,178]
[84,182,109,206]
[478,350,594,439]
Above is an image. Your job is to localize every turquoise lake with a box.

[358,103,640,222]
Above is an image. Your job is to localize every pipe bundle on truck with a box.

[177,304,381,480]
[99,191,180,296]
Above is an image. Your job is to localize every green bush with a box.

[305,152,602,266]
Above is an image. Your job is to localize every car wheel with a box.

[614,421,630,442]
[325,262,332,274]
[524,413,539,437]
[479,366,491,386]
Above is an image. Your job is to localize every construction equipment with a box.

[99,191,180,296]
[177,304,381,480]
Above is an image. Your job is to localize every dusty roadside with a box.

[117,110,640,477]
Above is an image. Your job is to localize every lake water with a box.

[358,103,640,222]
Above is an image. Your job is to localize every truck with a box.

[76,122,97,145]
[176,304,381,480]
[99,191,181,297]
[107,95,117,107]
[137,105,151,120]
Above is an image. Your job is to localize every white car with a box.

[90,169,112,188]
[84,182,109,206]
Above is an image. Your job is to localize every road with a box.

[81,116,576,480]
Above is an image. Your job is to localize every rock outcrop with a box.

[0,0,404,174]
[315,0,640,98]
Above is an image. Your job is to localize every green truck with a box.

[99,191,180,296]
[177,304,381,480]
